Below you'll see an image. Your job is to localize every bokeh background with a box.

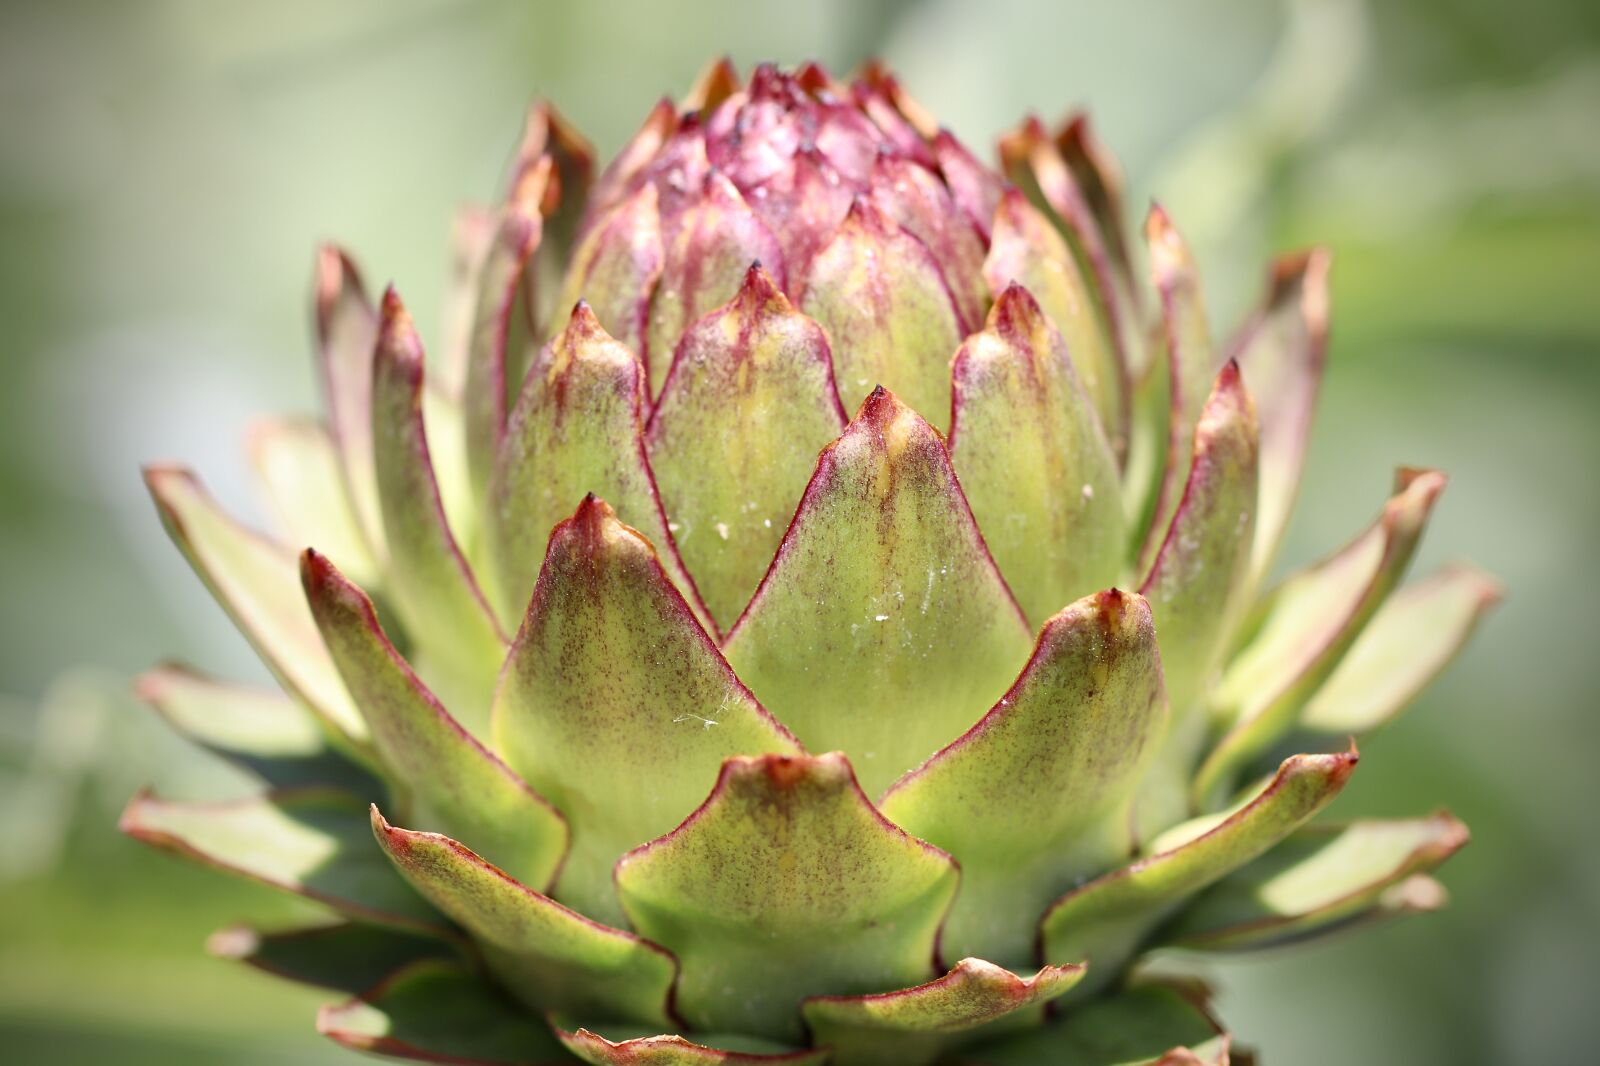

[1,0,1595,1062]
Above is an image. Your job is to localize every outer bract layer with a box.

[129,59,1492,1065]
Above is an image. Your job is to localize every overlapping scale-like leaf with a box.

[1139,206,1219,574]
[484,303,708,634]
[371,290,507,711]
[143,467,369,754]
[312,245,384,556]
[1195,469,1446,805]
[867,154,988,332]
[318,958,573,1064]
[1056,115,1140,347]
[1229,249,1331,588]
[879,589,1165,965]
[933,130,1005,244]
[984,189,1123,452]
[948,285,1125,625]
[372,810,677,1027]
[121,789,448,936]
[494,495,800,925]
[998,117,1133,384]
[136,664,376,793]
[804,958,1084,1066]
[615,753,959,1041]
[553,183,665,363]
[465,160,549,503]
[587,99,676,233]
[1134,363,1258,833]
[247,416,378,588]
[1041,749,1357,998]
[646,172,784,397]
[646,264,848,629]
[1297,564,1501,740]
[208,920,459,995]
[513,100,595,301]
[1159,812,1468,952]
[302,550,567,888]
[960,983,1230,1066]
[799,197,965,422]
[722,388,1034,797]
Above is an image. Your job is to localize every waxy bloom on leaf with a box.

[127,60,1496,1065]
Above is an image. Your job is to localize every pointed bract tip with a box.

[376,287,426,371]
[117,787,157,836]
[987,281,1046,333]
[725,750,850,794]
[736,260,787,309]
[1146,203,1193,276]
[1394,466,1448,497]
[205,925,261,960]
[855,383,902,424]
[298,545,331,589]
[313,244,364,310]
[558,298,607,342]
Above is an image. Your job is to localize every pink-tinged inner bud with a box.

[570,63,1003,408]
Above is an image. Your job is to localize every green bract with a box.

[127,60,1497,1064]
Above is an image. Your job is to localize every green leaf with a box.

[143,466,370,755]
[1195,469,1447,806]
[208,920,460,995]
[586,100,676,229]
[1229,250,1331,589]
[372,289,508,721]
[879,589,1165,965]
[1133,363,1258,835]
[1136,205,1219,578]
[466,163,547,507]
[948,284,1126,626]
[136,664,378,793]
[438,203,495,393]
[1159,812,1468,952]
[246,416,379,589]
[1041,749,1357,998]
[302,550,568,890]
[553,1021,828,1065]
[318,959,573,1064]
[551,182,664,365]
[371,809,677,1027]
[1056,115,1143,377]
[1298,564,1501,738]
[120,789,449,935]
[614,753,958,1041]
[868,153,989,332]
[516,102,596,320]
[958,984,1229,1066]
[646,263,848,630]
[493,495,799,925]
[984,189,1122,451]
[646,171,783,398]
[799,196,965,423]
[803,958,1084,1066]
[312,244,385,559]
[998,117,1135,411]
[722,388,1034,797]
[484,302,710,635]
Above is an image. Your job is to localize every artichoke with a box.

[126,60,1497,1065]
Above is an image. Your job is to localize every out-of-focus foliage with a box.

[0,1,1593,1063]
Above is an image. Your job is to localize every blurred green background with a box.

[1,0,1595,1062]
